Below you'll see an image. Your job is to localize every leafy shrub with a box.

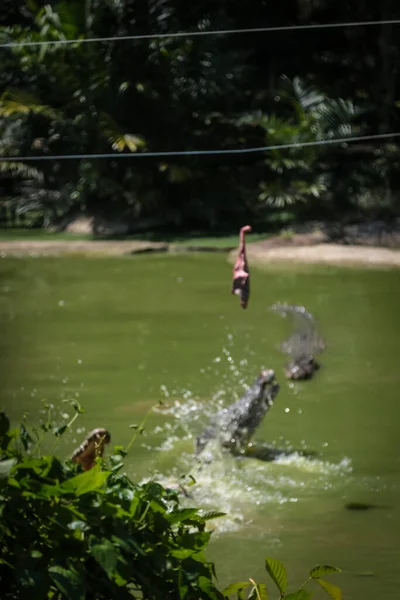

[0,410,342,599]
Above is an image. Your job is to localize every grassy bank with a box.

[0,228,267,248]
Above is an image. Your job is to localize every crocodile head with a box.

[284,355,320,380]
[196,368,280,459]
[222,368,280,450]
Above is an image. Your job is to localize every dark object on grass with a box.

[345,502,391,511]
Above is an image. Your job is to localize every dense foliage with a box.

[1,0,400,231]
[0,408,342,599]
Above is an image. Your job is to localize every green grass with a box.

[0,228,268,247]
[0,229,92,241]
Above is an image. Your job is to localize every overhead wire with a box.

[1,19,400,49]
[2,132,400,162]
[1,17,400,161]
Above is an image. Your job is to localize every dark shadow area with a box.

[344,502,392,511]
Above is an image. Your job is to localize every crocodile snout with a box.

[260,368,276,382]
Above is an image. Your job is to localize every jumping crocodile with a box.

[195,369,280,459]
[271,303,326,380]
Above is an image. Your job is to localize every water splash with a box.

[148,449,352,534]
[140,332,352,534]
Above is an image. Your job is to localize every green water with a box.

[1,254,399,599]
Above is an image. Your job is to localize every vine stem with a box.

[249,578,262,600]
[49,410,81,454]
[124,403,162,454]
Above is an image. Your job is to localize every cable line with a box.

[1,19,400,49]
[2,132,399,161]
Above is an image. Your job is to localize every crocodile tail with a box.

[71,428,111,471]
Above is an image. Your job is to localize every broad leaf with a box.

[167,508,199,524]
[178,570,189,600]
[48,565,86,600]
[170,545,195,559]
[285,590,313,600]
[223,581,251,597]
[317,579,342,600]
[248,583,268,600]
[259,584,268,600]
[197,576,224,600]
[265,557,287,594]
[59,465,110,496]
[310,566,341,579]
[90,539,118,578]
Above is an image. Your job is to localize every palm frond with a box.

[278,75,326,120]
[259,176,327,208]
[0,161,44,182]
[0,88,62,120]
[311,98,363,139]
[99,111,145,153]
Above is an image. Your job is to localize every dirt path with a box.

[242,242,400,268]
[0,237,399,267]
[0,240,169,257]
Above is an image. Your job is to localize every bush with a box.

[0,409,342,599]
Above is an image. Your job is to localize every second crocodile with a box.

[271,303,326,380]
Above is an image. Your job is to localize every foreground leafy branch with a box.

[223,560,341,600]
[0,411,342,599]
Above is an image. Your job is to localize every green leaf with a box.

[223,582,251,597]
[170,547,197,560]
[202,511,227,521]
[167,508,199,524]
[48,565,86,600]
[178,570,189,600]
[0,458,17,480]
[197,576,224,600]
[53,425,67,437]
[285,590,313,600]
[112,445,127,457]
[265,557,287,594]
[250,583,268,600]
[317,579,342,600]
[90,539,118,579]
[59,464,110,496]
[310,566,341,579]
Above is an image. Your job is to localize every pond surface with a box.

[0,254,399,599]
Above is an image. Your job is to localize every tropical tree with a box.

[1,0,400,230]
